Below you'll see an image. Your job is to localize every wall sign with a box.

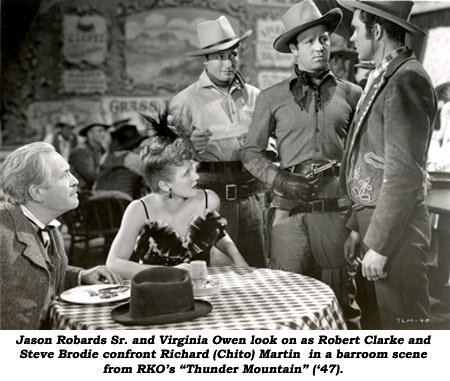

[62,70,107,94]
[26,99,103,137]
[256,18,294,68]
[247,0,298,7]
[63,15,108,65]
[101,96,171,128]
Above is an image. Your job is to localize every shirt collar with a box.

[20,205,61,230]
[289,66,336,90]
[199,70,246,92]
[372,46,409,80]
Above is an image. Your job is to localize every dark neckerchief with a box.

[291,65,331,110]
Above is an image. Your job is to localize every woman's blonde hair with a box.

[139,112,195,191]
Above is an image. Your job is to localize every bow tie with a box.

[38,226,55,249]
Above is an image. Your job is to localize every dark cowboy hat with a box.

[78,115,110,137]
[110,124,147,151]
[337,0,425,35]
[273,0,343,53]
[187,15,252,57]
[330,33,358,58]
[112,267,212,326]
[111,118,131,129]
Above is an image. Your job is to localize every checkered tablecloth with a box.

[49,267,347,330]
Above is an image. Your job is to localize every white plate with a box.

[193,280,221,298]
[60,284,130,305]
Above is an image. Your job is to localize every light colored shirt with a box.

[170,70,260,162]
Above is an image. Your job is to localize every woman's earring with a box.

[169,188,173,199]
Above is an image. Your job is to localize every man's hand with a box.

[362,249,388,281]
[191,127,212,152]
[344,230,360,265]
[272,170,313,203]
[80,266,123,285]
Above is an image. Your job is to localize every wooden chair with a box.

[61,192,130,261]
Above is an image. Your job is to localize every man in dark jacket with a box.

[95,123,147,199]
[338,0,437,329]
[242,0,362,327]
[69,117,110,191]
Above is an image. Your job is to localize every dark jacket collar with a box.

[5,203,52,271]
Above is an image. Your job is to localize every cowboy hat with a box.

[110,123,147,151]
[78,115,110,137]
[187,16,252,57]
[55,113,77,128]
[273,0,343,53]
[111,267,212,326]
[330,33,358,58]
[337,0,425,35]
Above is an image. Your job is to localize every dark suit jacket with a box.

[341,49,437,256]
[69,141,103,190]
[0,203,81,329]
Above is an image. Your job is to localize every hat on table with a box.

[337,0,425,35]
[111,267,212,326]
[273,0,343,53]
[187,15,252,57]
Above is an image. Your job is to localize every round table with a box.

[49,267,347,330]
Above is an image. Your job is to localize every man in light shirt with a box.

[171,16,265,267]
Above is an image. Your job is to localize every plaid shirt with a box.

[372,46,409,80]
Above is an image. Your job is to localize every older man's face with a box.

[290,24,331,72]
[40,152,79,216]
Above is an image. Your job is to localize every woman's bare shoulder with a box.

[203,189,220,211]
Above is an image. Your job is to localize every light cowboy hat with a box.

[273,0,343,53]
[111,267,212,326]
[337,0,425,35]
[55,113,77,128]
[187,15,252,57]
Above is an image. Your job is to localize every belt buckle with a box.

[225,184,237,201]
[312,199,325,213]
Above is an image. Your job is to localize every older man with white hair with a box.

[0,142,122,329]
